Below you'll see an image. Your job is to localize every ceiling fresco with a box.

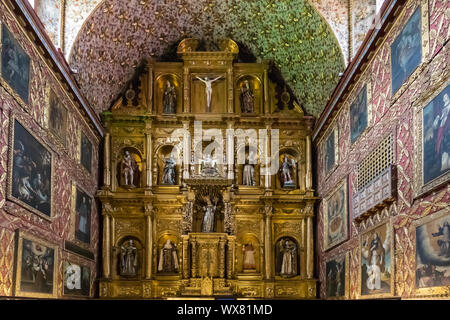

[68,0,346,117]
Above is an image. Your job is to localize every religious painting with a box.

[413,208,450,297]
[63,261,91,297]
[80,132,92,174]
[0,24,30,103]
[48,89,68,144]
[74,188,92,244]
[323,127,338,175]
[323,178,348,251]
[326,253,348,299]
[350,85,368,144]
[360,221,394,298]
[275,237,299,278]
[14,230,57,298]
[391,7,422,95]
[10,119,52,218]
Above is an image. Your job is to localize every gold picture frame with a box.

[70,182,93,248]
[358,219,395,299]
[322,125,339,178]
[413,76,450,198]
[7,115,54,220]
[63,259,92,298]
[45,86,68,147]
[349,79,373,147]
[410,207,450,299]
[325,251,350,300]
[13,229,58,298]
[323,177,349,251]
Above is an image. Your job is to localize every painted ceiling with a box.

[68,0,347,117]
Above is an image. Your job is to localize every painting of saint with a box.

[422,84,450,185]
[48,89,67,144]
[11,120,52,217]
[360,222,392,297]
[415,212,450,289]
[391,7,422,94]
[326,255,346,298]
[19,237,55,295]
[63,262,91,296]
[80,133,92,174]
[350,86,368,144]
[75,189,91,244]
[324,130,336,174]
[324,181,348,250]
[1,24,30,103]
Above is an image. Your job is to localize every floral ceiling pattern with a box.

[68,0,346,117]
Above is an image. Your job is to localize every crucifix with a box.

[195,75,223,112]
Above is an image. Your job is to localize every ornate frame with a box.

[7,115,54,221]
[410,207,450,299]
[62,259,92,298]
[0,23,32,110]
[358,218,395,299]
[70,182,93,248]
[45,86,68,147]
[325,251,350,300]
[322,125,339,178]
[78,129,93,175]
[13,229,58,298]
[323,177,349,251]
[349,79,373,146]
[413,76,450,198]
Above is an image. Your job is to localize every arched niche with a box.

[192,139,225,177]
[155,144,182,185]
[236,144,260,187]
[113,236,144,280]
[155,232,180,275]
[192,187,224,233]
[237,233,261,274]
[235,75,262,115]
[155,74,182,114]
[274,236,300,278]
[115,147,143,189]
[275,148,299,190]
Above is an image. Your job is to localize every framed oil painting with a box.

[80,132,92,174]
[414,80,450,197]
[326,252,349,299]
[412,208,450,298]
[9,119,52,218]
[0,24,30,104]
[63,261,91,297]
[350,85,368,144]
[323,178,348,251]
[48,88,68,145]
[14,230,57,298]
[359,220,394,299]
[391,6,422,95]
[72,186,92,244]
[323,127,338,176]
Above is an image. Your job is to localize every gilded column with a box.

[226,121,234,180]
[226,236,235,279]
[183,67,190,113]
[147,62,154,113]
[306,210,314,279]
[192,239,197,278]
[219,238,225,278]
[301,217,307,278]
[103,131,111,188]
[102,210,111,279]
[306,135,312,190]
[183,121,191,180]
[264,203,273,279]
[263,67,269,114]
[182,236,189,279]
[144,203,153,279]
[227,67,233,113]
[145,122,153,188]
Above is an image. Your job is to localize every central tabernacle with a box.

[97,38,317,299]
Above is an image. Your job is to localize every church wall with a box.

[0,0,100,298]
[315,0,449,299]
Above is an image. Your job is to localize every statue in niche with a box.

[163,81,176,114]
[122,150,138,187]
[158,240,179,273]
[196,75,223,112]
[242,242,256,271]
[278,239,297,277]
[279,155,295,188]
[240,80,254,113]
[243,150,256,186]
[200,153,219,177]
[201,195,217,233]
[120,239,138,276]
[162,155,176,185]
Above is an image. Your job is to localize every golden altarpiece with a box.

[97,39,317,299]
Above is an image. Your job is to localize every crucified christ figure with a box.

[196,75,223,112]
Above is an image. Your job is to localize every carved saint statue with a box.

[200,153,219,177]
[242,242,256,271]
[162,155,176,185]
[279,155,295,188]
[202,195,217,233]
[280,239,297,277]
[122,150,138,187]
[196,75,223,112]
[243,151,256,186]
[240,80,254,113]
[163,81,176,114]
[120,239,138,276]
[158,240,179,273]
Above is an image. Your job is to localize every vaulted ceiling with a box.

[68,0,347,117]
